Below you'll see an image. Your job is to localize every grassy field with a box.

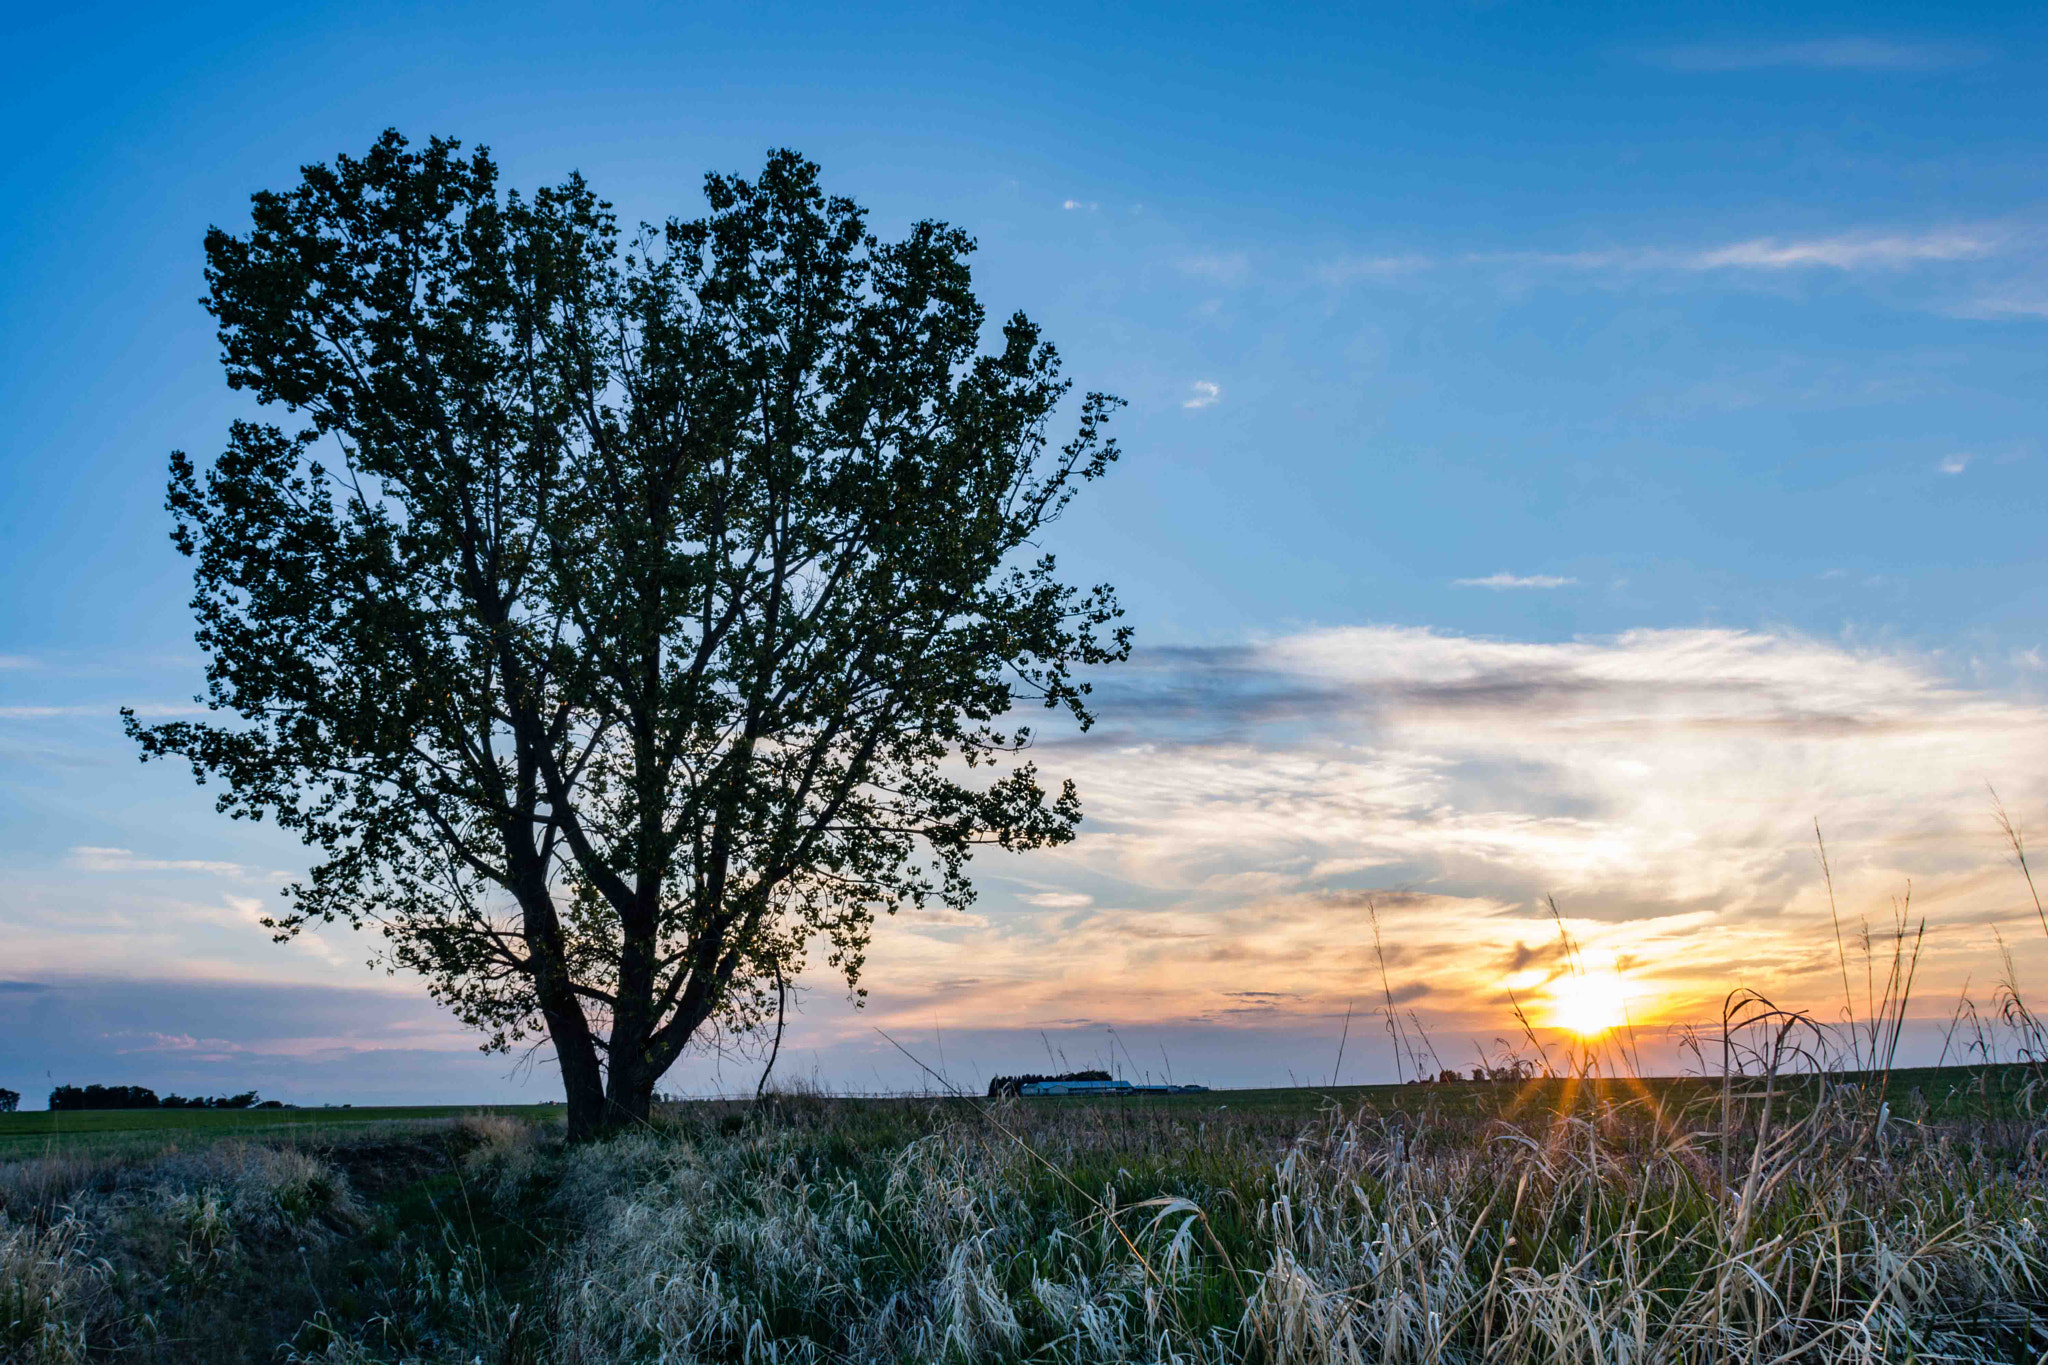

[954,1062,2044,1120]
[2,1060,2028,1160]
[0,1065,1982,1149]
[8,1065,2048,1362]
[0,1103,564,1160]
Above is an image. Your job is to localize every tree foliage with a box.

[48,1085,164,1111]
[129,132,1128,1136]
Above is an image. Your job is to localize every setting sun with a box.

[1545,971,1632,1038]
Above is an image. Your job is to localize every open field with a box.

[909,1063,2048,1122]
[9,1065,2048,1362]
[0,1104,565,1160]
[6,1062,2030,1161]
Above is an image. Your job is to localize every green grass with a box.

[10,1065,2048,1362]
[0,1103,564,1159]
[8,1061,2031,1163]
[921,1061,2045,1123]
[549,1071,2048,1362]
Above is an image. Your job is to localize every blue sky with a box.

[4,1,2046,1105]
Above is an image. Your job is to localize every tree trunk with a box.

[604,1066,657,1129]
[514,874,609,1142]
[601,902,660,1132]
[548,1006,608,1141]
[756,965,788,1100]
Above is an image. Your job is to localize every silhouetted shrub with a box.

[160,1091,263,1110]
[48,1084,160,1111]
[47,1085,265,1111]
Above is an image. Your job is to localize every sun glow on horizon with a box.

[1545,969,1634,1038]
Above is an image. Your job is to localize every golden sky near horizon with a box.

[10,622,2048,1090]
[811,623,2048,1076]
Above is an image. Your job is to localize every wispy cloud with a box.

[1183,380,1222,410]
[0,976,518,1105]
[1651,39,1986,73]
[1022,892,1094,908]
[1453,572,1578,589]
[110,1030,250,1056]
[1315,255,1434,286]
[1175,252,1249,284]
[1952,290,2048,319]
[1938,454,1972,475]
[1061,198,1098,212]
[1484,229,1998,275]
[1684,230,1996,270]
[1320,228,2003,291]
[69,846,250,877]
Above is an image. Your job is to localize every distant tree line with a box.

[0,1088,18,1113]
[1405,1061,1541,1086]
[46,1084,283,1111]
[986,1070,1113,1098]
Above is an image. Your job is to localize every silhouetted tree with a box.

[130,132,1129,1140]
[0,1088,18,1113]
[161,1091,263,1109]
[48,1084,160,1110]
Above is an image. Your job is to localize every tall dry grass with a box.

[502,1069,2048,1365]
[1,1139,373,1363]
[20,819,2048,1362]
[16,1054,2048,1363]
[446,829,2048,1363]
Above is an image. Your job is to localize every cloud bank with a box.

[813,626,2048,1080]
[12,625,2048,1097]
[0,976,541,1108]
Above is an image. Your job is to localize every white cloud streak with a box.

[70,846,250,877]
[1022,892,1095,909]
[1652,39,1986,73]
[1453,573,1577,589]
[1685,230,1996,270]
[1319,228,2002,288]
[1485,230,1997,274]
[1182,380,1221,409]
